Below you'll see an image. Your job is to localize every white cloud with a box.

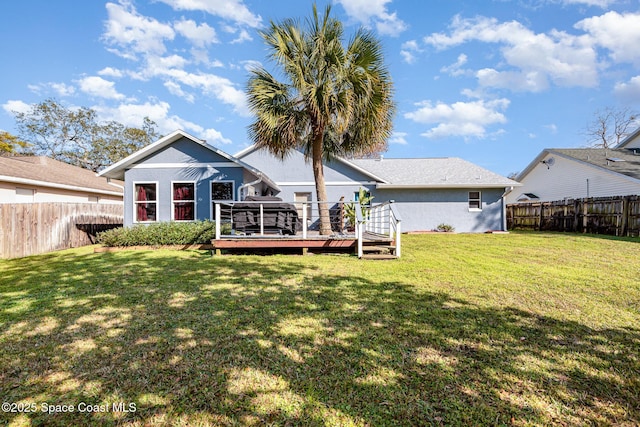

[476,68,550,92]
[424,15,599,91]
[164,81,195,103]
[202,128,232,145]
[76,76,126,100]
[27,82,76,97]
[335,0,407,36]
[144,54,189,75]
[174,18,218,47]
[560,0,615,7]
[92,100,230,144]
[614,76,640,102]
[2,100,31,116]
[575,11,640,66]
[157,0,261,28]
[103,2,175,57]
[50,83,76,97]
[230,28,252,44]
[132,57,245,112]
[98,67,124,78]
[441,54,469,77]
[400,39,421,64]
[241,60,262,72]
[404,98,510,139]
[389,131,408,145]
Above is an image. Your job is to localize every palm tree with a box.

[246,3,395,235]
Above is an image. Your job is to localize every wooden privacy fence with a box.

[0,203,123,259]
[507,195,640,237]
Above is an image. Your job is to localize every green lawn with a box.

[1,232,639,426]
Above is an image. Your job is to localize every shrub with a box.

[96,220,228,247]
[435,223,455,233]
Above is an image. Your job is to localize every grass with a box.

[0,232,639,426]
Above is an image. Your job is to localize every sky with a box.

[1,0,640,176]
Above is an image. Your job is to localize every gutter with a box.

[376,183,522,190]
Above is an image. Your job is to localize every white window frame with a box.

[210,180,235,220]
[171,181,197,222]
[133,181,159,223]
[468,191,482,212]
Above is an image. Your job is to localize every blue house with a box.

[98,130,279,226]
[99,129,519,232]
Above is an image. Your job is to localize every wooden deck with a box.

[212,232,397,258]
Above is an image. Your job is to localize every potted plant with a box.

[344,188,374,231]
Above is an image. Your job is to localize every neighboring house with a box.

[237,146,520,232]
[98,130,280,226]
[98,129,519,232]
[505,144,640,204]
[0,156,123,204]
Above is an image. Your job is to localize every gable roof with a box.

[0,156,123,196]
[234,144,389,184]
[349,157,520,189]
[235,145,517,188]
[98,130,279,190]
[616,126,640,149]
[518,148,640,182]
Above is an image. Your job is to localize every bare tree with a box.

[584,106,638,149]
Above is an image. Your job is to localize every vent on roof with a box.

[517,193,539,201]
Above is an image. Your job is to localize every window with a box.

[354,189,372,206]
[211,181,234,201]
[15,188,34,203]
[468,191,482,210]
[172,182,195,221]
[211,181,234,219]
[134,183,157,222]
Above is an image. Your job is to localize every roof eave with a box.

[376,183,521,189]
[98,129,199,179]
[0,175,124,197]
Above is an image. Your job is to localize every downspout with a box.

[501,186,513,231]
[237,175,263,201]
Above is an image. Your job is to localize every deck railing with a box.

[360,201,402,258]
[214,199,402,258]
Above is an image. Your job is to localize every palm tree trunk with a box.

[312,132,332,235]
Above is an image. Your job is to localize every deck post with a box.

[215,203,221,240]
[302,202,307,239]
[395,220,402,258]
[355,203,364,258]
[259,203,264,235]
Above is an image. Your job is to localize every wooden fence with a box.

[507,195,640,237]
[0,203,123,259]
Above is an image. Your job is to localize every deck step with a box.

[361,245,396,253]
[361,253,398,260]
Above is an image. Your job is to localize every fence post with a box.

[582,199,589,233]
[621,196,630,237]
[538,203,544,231]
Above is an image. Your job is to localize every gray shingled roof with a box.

[0,156,123,195]
[349,157,519,188]
[550,148,640,180]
